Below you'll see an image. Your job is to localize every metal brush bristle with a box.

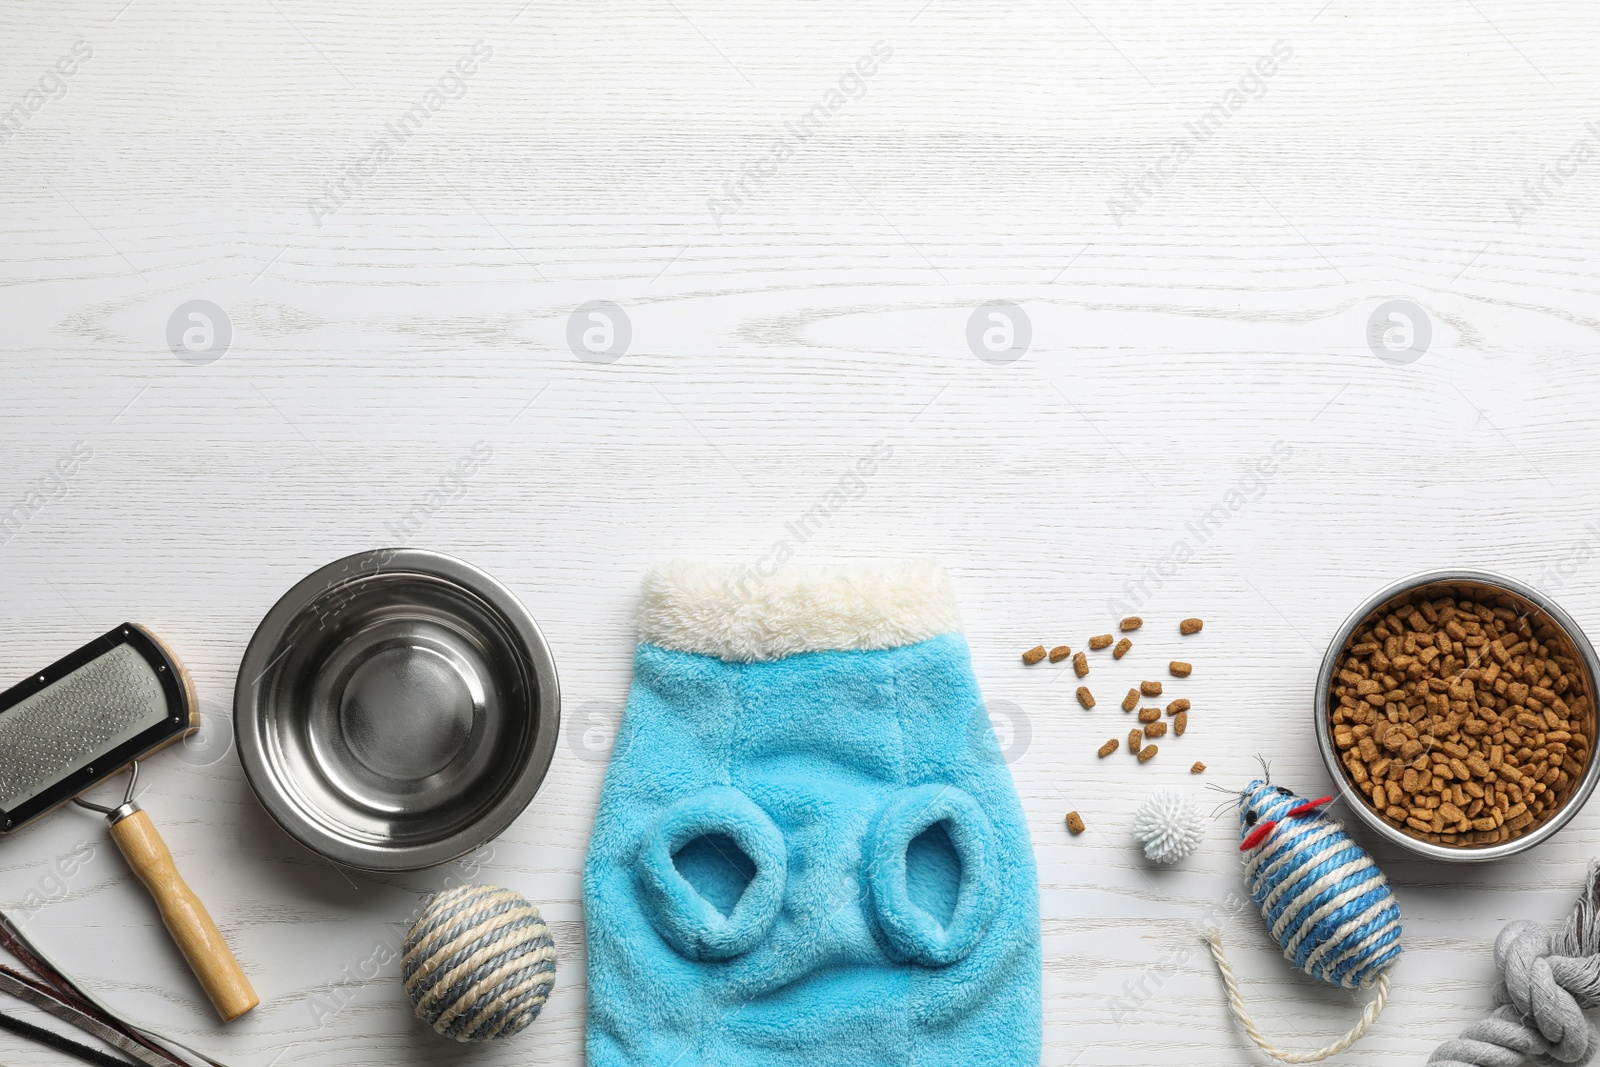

[0,645,168,811]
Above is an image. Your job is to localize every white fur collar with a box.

[637,560,961,662]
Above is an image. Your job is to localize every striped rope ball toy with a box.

[1203,777,1403,1064]
[402,884,557,1042]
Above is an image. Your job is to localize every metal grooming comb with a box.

[0,624,257,1022]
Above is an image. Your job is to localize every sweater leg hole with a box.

[673,833,756,917]
[906,820,962,927]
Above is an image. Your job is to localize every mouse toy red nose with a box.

[1238,820,1278,851]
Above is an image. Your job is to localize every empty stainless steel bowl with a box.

[235,550,559,870]
[1316,569,1600,862]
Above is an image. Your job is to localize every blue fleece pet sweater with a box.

[584,561,1042,1066]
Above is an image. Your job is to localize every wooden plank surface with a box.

[4,0,1600,1063]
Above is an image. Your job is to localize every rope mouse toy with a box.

[1204,773,1403,1064]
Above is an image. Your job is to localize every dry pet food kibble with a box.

[1073,652,1090,678]
[1022,645,1046,665]
[1138,744,1159,763]
[1128,729,1142,754]
[1169,661,1192,678]
[1191,761,1206,773]
[1049,645,1071,663]
[1076,686,1095,709]
[1089,634,1113,650]
[1120,617,1143,632]
[1140,680,1162,697]
[1113,638,1132,659]
[1167,698,1190,716]
[1144,721,1167,738]
[1065,811,1085,835]
[1097,738,1120,758]
[1137,707,1160,723]
[1329,586,1593,847]
[1121,688,1139,712]
[1181,618,1204,635]
[1174,710,1188,736]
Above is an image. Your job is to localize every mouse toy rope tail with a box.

[1203,929,1393,1065]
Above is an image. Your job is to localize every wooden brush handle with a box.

[108,808,258,1023]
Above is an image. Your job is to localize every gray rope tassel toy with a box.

[1431,864,1600,1066]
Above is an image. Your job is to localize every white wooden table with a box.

[5,0,1600,1062]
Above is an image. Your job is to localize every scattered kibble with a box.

[1191,761,1206,774]
[1020,616,1205,757]
[1065,811,1085,835]
[1330,586,1592,846]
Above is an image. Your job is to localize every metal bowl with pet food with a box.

[236,549,559,871]
[1315,569,1600,862]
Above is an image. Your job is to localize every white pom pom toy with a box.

[1132,788,1204,864]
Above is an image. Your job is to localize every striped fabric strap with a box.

[0,910,233,1067]
[0,970,177,1067]
[0,1005,134,1067]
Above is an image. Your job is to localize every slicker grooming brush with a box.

[0,624,258,1022]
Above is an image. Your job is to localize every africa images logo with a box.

[0,442,94,547]
[0,41,93,147]
[707,41,894,227]
[1107,40,1293,226]
[308,41,494,227]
